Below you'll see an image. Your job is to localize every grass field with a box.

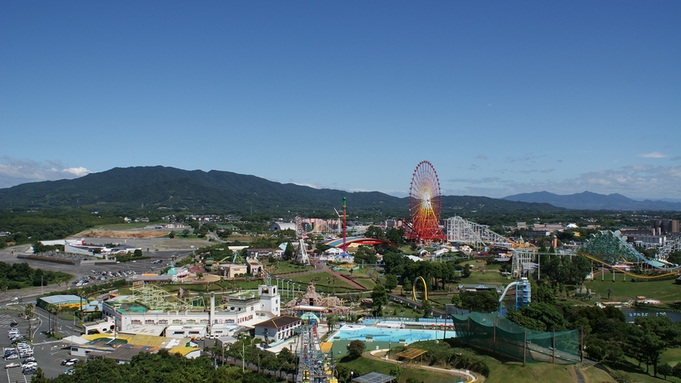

[288,271,361,292]
[354,278,376,290]
[335,343,620,383]
[584,277,681,302]
[265,261,315,275]
[338,355,465,383]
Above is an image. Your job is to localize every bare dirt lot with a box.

[81,230,170,238]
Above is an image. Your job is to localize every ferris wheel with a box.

[408,161,446,242]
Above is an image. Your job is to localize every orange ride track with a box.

[579,251,681,280]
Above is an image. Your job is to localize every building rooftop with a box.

[254,316,301,329]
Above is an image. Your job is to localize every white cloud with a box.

[638,151,668,159]
[0,157,91,188]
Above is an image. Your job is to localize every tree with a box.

[658,363,673,380]
[327,315,339,332]
[672,362,681,379]
[133,249,143,257]
[402,280,412,296]
[371,284,388,317]
[364,226,385,240]
[346,340,366,359]
[667,251,681,265]
[24,304,35,341]
[384,274,398,292]
[631,316,681,377]
[354,245,377,265]
[386,227,404,245]
[283,242,295,261]
[460,290,499,313]
[45,303,62,335]
[421,300,432,318]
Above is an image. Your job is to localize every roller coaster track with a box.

[578,251,681,279]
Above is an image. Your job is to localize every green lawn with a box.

[660,347,681,366]
[265,261,315,275]
[339,356,463,383]
[288,271,361,292]
[584,277,681,302]
[465,270,509,284]
[382,302,425,319]
[93,222,161,230]
[354,278,376,290]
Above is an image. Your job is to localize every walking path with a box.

[327,269,366,290]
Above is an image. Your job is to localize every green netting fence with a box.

[451,312,581,364]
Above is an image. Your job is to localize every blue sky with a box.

[1,1,679,200]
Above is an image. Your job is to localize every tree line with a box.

[34,349,283,383]
[0,262,71,291]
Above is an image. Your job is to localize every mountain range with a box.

[503,191,681,211]
[0,166,560,217]
[0,166,678,216]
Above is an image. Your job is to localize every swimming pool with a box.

[332,325,451,344]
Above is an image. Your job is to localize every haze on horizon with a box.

[1,2,679,200]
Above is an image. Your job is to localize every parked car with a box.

[22,367,37,375]
[21,357,36,364]
[4,362,20,369]
[4,353,18,360]
[21,362,37,369]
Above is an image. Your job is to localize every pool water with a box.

[333,325,449,344]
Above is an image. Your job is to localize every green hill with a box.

[0,166,561,217]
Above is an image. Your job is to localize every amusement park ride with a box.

[286,160,680,382]
[294,320,337,383]
[406,161,446,243]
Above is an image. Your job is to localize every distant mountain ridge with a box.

[0,166,561,216]
[503,191,681,211]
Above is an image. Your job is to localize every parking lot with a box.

[1,309,83,381]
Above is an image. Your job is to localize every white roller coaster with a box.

[445,216,515,249]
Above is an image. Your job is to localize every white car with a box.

[4,362,20,369]
[21,362,37,369]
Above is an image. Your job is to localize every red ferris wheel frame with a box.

[408,161,446,242]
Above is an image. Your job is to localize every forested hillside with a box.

[0,166,560,218]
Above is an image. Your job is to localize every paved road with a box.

[0,241,193,303]
[0,306,84,381]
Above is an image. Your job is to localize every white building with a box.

[101,285,281,335]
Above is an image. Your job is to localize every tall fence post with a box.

[523,331,527,366]
[552,328,556,364]
[493,322,496,355]
[580,327,584,362]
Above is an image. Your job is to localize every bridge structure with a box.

[445,216,515,249]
